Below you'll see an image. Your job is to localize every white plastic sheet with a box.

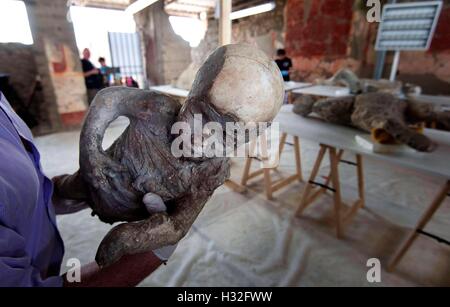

[34,118,450,286]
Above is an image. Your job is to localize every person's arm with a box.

[288,58,293,73]
[84,69,99,77]
[63,251,162,287]
[81,60,100,77]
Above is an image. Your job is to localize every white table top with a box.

[292,85,352,97]
[150,85,189,98]
[151,82,313,97]
[284,81,312,92]
[274,105,450,179]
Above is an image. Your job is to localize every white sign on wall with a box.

[375,1,443,51]
[374,1,443,81]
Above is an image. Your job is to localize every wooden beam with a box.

[328,147,343,238]
[240,133,303,200]
[219,0,232,46]
[388,180,450,271]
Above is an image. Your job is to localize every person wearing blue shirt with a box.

[275,49,293,82]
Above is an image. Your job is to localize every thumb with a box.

[143,193,166,214]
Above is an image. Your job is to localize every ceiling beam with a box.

[219,0,232,46]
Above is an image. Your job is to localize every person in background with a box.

[275,49,293,82]
[98,57,112,87]
[98,57,110,75]
[125,76,139,88]
[81,48,103,104]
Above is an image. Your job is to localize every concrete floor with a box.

[34,117,450,286]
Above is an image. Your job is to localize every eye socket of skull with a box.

[188,44,284,125]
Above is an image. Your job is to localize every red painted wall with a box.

[430,6,450,52]
[284,0,362,82]
[285,0,353,58]
[284,0,450,94]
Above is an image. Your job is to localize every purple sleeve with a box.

[0,221,63,287]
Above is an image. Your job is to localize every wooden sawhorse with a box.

[295,144,365,238]
[240,133,303,200]
[224,179,247,193]
[388,180,450,271]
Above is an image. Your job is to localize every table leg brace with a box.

[388,180,450,271]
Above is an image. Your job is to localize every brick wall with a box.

[146,0,287,90]
[429,4,450,52]
[284,0,359,81]
[285,0,353,58]
[135,1,192,85]
[0,0,88,133]
[232,0,287,56]
[26,0,88,131]
[0,43,50,129]
[139,0,450,95]
[0,44,38,103]
[283,0,450,94]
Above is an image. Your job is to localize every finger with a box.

[143,193,167,214]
